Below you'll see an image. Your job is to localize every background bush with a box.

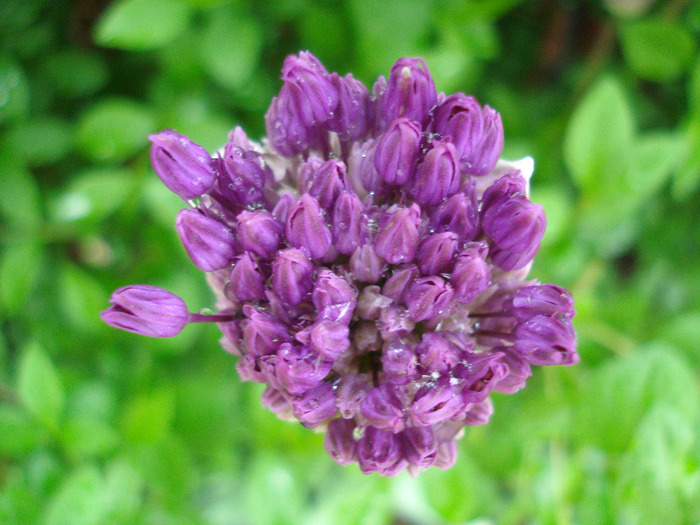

[1,0,699,523]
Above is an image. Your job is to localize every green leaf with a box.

[0,241,43,314]
[41,50,109,98]
[627,131,684,201]
[673,118,700,200]
[17,342,65,431]
[0,56,30,124]
[44,466,104,525]
[76,98,154,162]
[2,117,73,166]
[0,162,42,227]
[620,18,696,82]
[51,168,137,223]
[564,76,634,196]
[0,404,46,458]
[198,10,263,91]
[61,417,120,459]
[121,388,175,444]
[94,0,191,51]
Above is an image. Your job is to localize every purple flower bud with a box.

[261,386,294,420]
[275,343,332,395]
[416,232,458,276]
[326,73,371,142]
[373,118,421,185]
[218,320,242,355]
[382,265,419,304]
[236,210,283,261]
[336,374,371,419]
[492,346,532,394]
[381,340,418,385]
[408,377,463,427]
[271,248,314,305]
[324,418,357,465]
[347,139,387,197]
[101,285,189,337]
[332,191,367,255]
[374,204,422,264]
[349,244,386,283]
[378,58,437,128]
[355,285,392,321]
[429,184,480,242]
[463,399,494,426]
[482,196,546,270]
[415,332,464,374]
[293,381,337,428]
[433,440,458,470]
[451,242,491,304]
[412,140,461,206]
[310,320,350,361]
[360,384,406,432]
[454,352,507,405]
[312,269,356,325]
[378,305,415,340]
[480,171,527,213]
[286,194,332,259]
[430,93,504,175]
[242,310,291,356]
[515,315,578,366]
[228,252,266,301]
[299,158,349,210]
[265,95,313,157]
[176,209,236,272]
[400,426,437,470]
[279,51,338,127]
[148,130,216,200]
[510,284,575,321]
[219,143,274,209]
[272,193,296,223]
[356,427,406,476]
[236,354,267,383]
[405,276,454,322]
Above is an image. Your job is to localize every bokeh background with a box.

[2,0,700,523]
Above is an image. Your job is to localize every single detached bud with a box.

[431,93,504,175]
[510,284,575,321]
[405,276,454,322]
[279,51,338,127]
[219,143,274,209]
[416,232,458,276]
[176,209,236,272]
[374,204,422,264]
[360,384,406,432]
[412,140,461,206]
[349,244,386,283]
[243,309,291,356]
[373,118,421,185]
[228,252,266,301]
[286,194,332,259]
[378,57,437,128]
[101,285,189,337]
[236,210,283,261]
[451,242,491,304]
[482,195,546,270]
[324,418,358,465]
[312,269,356,325]
[333,191,367,255]
[271,248,314,306]
[293,381,338,428]
[326,73,371,142]
[429,183,480,242]
[149,130,217,200]
[515,315,578,366]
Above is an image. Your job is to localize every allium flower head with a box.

[102,51,578,476]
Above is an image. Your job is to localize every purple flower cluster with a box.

[102,52,578,476]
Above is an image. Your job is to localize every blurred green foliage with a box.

[1,0,700,523]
